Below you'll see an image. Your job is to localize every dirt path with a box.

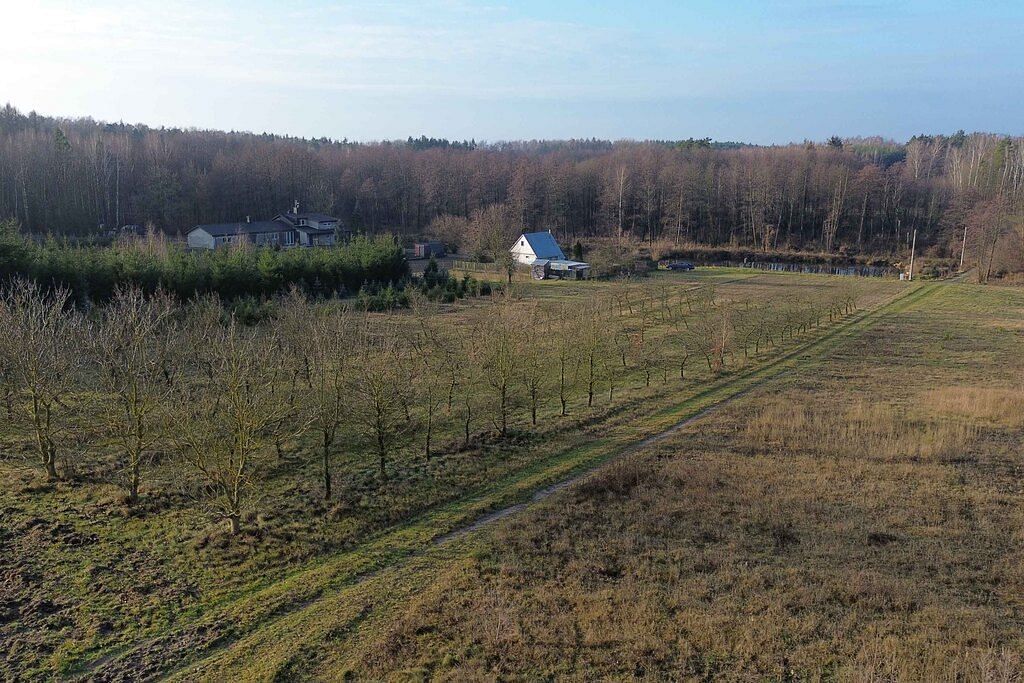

[432,380,754,546]
[85,281,937,682]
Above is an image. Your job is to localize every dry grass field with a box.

[6,272,1020,681]
[300,282,1024,681]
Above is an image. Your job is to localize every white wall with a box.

[187,228,215,250]
[510,236,536,265]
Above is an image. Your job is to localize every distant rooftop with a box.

[279,212,337,223]
[520,231,565,259]
[193,220,285,237]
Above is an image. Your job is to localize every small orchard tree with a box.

[91,286,177,504]
[175,311,292,534]
[302,303,350,500]
[409,293,449,459]
[458,335,482,446]
[633,329,660,387]
[475,297,523,436]
[349,323,412,481]
[683,291,733,373]
[517,307,550,426]
[553,306,580,416]
[272,287,316,461]
[0,280,84,481]
[575,303,605,407]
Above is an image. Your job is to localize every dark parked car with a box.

[665,261,695,271]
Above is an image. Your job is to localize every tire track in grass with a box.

[85,281,935,682]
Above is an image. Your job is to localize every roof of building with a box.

[277,212,338,223]
[518,231,565,259]
[190,220,287,237]
[294,224,335,235]
[548,259,589,270]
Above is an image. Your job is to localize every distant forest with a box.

[1,104,1022,268]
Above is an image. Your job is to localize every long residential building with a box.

[187,207,344,250]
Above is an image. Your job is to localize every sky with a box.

[1,0,1022,144]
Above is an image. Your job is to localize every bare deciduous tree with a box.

[175,312,292,534]
[553,306,579,416]
[476,297,523,436]
[517,308,549,426]
[0,280,84,481]
[302,303,350,500]
[91,286,177,504]
[349,322,412,481]
[410,294,448,460]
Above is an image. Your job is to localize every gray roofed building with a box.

[187,205,343,250]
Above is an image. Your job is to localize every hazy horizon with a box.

[3,0,1023,144]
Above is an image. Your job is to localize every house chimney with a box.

[293,199,299,214]
[246,215,251,223]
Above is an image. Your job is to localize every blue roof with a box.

[521,231,565,259]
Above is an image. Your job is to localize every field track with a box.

[83,279,939,682]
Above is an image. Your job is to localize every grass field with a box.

[312,281,1023,681]
[5,272,1020,681]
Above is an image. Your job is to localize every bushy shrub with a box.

[227,296,277,325]
[355,283,409,311]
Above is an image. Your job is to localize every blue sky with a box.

[2,0,1021,143]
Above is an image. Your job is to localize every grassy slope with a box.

[318,282,1024,681]
[159,282,934,681]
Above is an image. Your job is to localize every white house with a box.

[510,231,590,280]
[510,231,566,265]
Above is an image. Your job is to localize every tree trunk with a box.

[587,356,594,407]
[559,363,568,415]
[128,460,140,505]
[323,431,332,500]
[44,451,58,482]
[424,407,433,460]
[500,385,508,436]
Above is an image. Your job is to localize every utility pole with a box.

[959,223,968,271]
[908,228,917,281]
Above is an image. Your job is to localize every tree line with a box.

[2,105,1022,264]
[0,278,861,534]
[0,219,408,305]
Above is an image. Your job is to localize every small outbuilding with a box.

[413,241,446,259]
[531,258,591,280]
